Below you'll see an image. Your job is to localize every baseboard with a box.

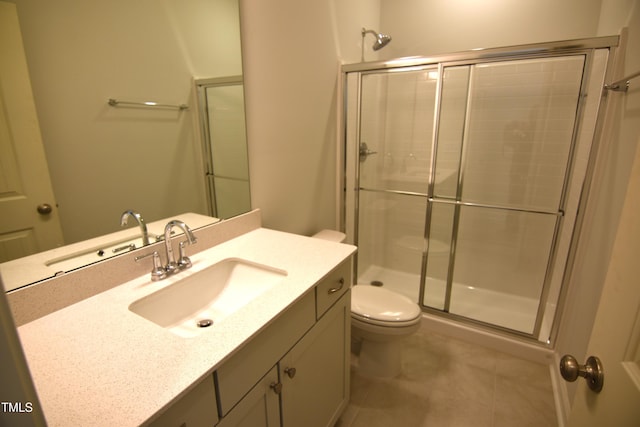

[550,352,571,427]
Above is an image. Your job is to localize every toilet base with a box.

[357,339,403,378]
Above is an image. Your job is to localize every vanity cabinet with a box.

[215,260,351,427]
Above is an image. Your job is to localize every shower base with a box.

[358,264,553,337]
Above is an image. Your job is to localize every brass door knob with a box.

[559,354,604,393]
[37,203,53,215]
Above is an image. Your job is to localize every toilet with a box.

[351,285,421,377]
[311,230,422,378]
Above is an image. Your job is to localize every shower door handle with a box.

[359,142,378,161]
[559,354,604,392]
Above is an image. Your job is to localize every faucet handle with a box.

[135,251,167,281]
[177,240,193,270]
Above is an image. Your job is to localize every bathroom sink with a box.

[128,258,287,338]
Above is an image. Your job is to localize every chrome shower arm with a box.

[361,28,377,38]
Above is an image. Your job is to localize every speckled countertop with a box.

[17,228,356,426]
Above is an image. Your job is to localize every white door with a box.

[0,2,64,263]
[567,135,640,426]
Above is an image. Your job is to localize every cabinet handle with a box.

[327,278,345,295]
[284,367,297,378]
[270,382,283,394]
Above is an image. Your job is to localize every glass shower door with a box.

[425,56,587,334]
[356,67,438,301]
[346,41,611,342]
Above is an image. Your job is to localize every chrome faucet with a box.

[163,220,197,274]
[120,210,150,246]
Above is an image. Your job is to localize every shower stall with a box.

[342,37,617,344]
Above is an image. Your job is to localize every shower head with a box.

[361,28,392,51]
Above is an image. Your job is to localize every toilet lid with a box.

[351,285,421,322]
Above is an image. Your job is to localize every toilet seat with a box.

[351,285,421,327]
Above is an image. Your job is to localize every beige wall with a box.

[240,0,341,235]
[12,0,242,244]
[379,0,603,58]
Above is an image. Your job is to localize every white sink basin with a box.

[128,258,287,338]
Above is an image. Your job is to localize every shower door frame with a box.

[195,76,251,219]
[340,36,620,345]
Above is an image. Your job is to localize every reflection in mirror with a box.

[0,212,218,292]
[196,77,251,219]
[0,0,246,291]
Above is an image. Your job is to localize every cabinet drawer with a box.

[315,259,351,320]
[215,290,315,417]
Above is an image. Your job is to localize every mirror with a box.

[0,0,248,291]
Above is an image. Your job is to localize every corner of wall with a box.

[596,0,638,36]
[0,282,46,426]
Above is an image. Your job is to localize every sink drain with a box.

[196,319,214,328]
[370,280,384,287]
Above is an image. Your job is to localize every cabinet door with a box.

[216,366,281,427]
[279,291,350,427]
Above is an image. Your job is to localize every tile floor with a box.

[336,322,558,427]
